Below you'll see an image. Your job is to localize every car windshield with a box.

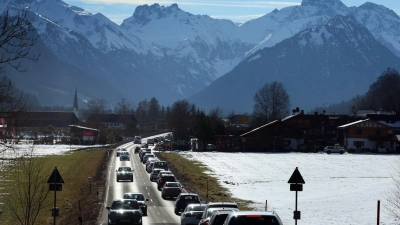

[118,167,131,172]
[124,194,144,201]
[111,200,139,210]
[229,215,280,225]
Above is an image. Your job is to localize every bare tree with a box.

[87,98,107,115]
[166,100,195,139]
[252,81,290,126]
[148,97,160,122]
[387,162,400,220]
[135,99,149,123]
[115,98,131,114]
[2,148,50,225]
[208,107,225,135]
[0,7,40,72]
[0,6,39,151]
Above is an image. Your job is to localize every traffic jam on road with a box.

[103,135,284,225]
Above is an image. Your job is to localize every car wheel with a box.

[327,150,331,154]
[340,151,344,154]
[174,209,179,215]
[143,210,147,216]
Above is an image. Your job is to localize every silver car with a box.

[180,203,206,225]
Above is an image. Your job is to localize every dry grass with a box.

[155,151,254,210]
[0,147,109,225]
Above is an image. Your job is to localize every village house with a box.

[240,112,356,152]
[338,114,400,152]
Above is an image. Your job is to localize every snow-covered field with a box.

[0,144,103,158]
[180,151,400,225]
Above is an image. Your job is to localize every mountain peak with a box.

[359,2,399,18]
[133,3,182,17]
[130,3,184,26]
[301,0,346,8]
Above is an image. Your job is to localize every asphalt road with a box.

[98,140,181,225]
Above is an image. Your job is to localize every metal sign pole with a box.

[54,167,56,225]
[295,183,298,225]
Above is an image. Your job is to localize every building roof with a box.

[68,124,98,131]
[337,119,370,128]
[337,118,400,129]
[22,111,79,121]
[241,120,280,137]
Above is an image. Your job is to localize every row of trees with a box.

[351,68,400,112]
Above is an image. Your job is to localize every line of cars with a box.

[137,144,285,225]
[107,147,148,225]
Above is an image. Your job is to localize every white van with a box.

[324,146,346,154]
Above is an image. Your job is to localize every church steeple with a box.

[73,88,79,117]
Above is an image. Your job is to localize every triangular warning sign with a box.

[288,167,305,184]
[47,167,65,183]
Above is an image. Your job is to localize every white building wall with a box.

[284,138,298,150]
[346,138,375,150]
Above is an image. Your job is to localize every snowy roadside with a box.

[0,144,107,159]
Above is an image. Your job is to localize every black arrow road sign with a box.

[47,167,65,184]
[288,167,305,184]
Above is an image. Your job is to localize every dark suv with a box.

[106,199,142,225]
[174,193,201,215]
[157,174,177,190]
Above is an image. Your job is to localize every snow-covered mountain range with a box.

[189,15,400,112]
[0,0,399,112]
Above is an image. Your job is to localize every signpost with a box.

[47,167,65,225]
[288,167,305,225]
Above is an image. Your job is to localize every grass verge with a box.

[0,147,109,225]
[155,151,254,210]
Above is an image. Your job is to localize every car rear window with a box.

[154,161,169,169]
[183,195,199,202]
[164,176,176,181]
[228,215,280,225]
[212,214,229,225]
[209,204,238,208]
[124,194,144,201]
[190,205,206,211]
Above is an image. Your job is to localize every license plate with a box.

[121,219,131,222]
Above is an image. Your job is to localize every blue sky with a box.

[62,0,400,25]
